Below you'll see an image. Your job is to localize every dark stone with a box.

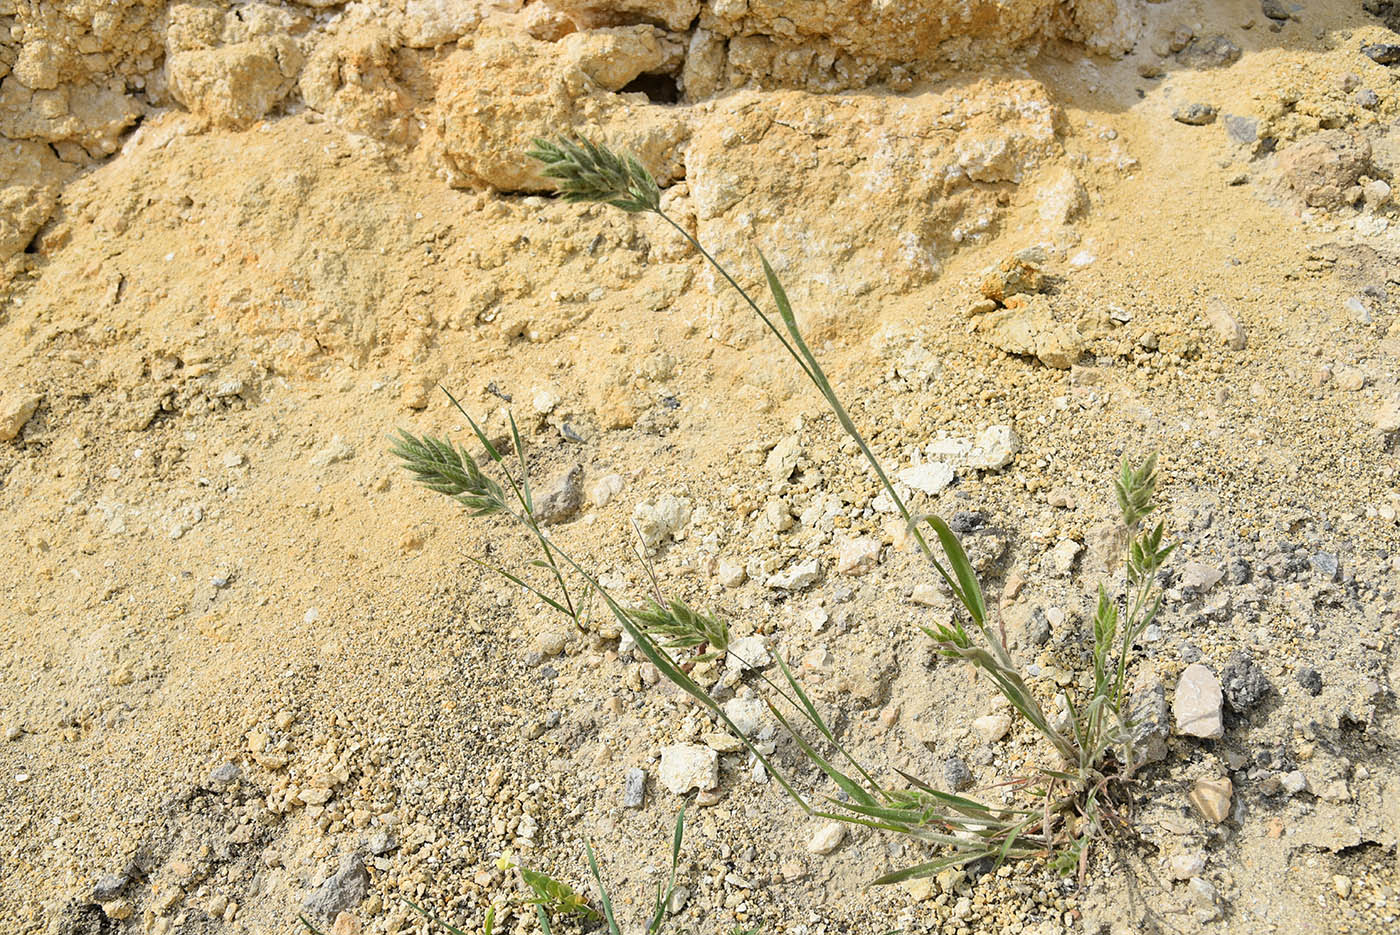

[90,875,128,903]
[1174,103,1219,126]
[949,511,987,534]
[1226,557,1253,585]
[943,756,975,791]
[302,853,370,919]
[55,903,108,935]
[1310,552,1339,580]
[1296,667,1323,696]
[1178,35,1243,69]
[1224,115,1259,145]
[1363,43,1400,65]
[1027,608,1051,647]
[1261,0,1290,21]
[1221,650,1272,712]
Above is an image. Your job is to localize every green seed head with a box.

[526,136,662,214]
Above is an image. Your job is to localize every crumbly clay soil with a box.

[2,2,1400,934]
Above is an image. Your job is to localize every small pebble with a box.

[806,822,847,855]
[1189,776,1233,824]
[623,767,647,808]
[1174,103,1219,126]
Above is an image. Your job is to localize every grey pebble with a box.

[367,831,397,856]
[535,464,584,525]
[623,767,647,808]
[1224,115,1258,145]
[943,756,974,791]
[1221,650,1271,713]
[1226,557,1253,585]
[1363,43,1400,65]
[91,874,129,902]
[1027,607,1051,647]
[1177,35,1241,69]
[950,511,987,534]
[1309,552,1339,581]
[302,853,370,918]
[1296,667,1323,697]
[208,762,241,785]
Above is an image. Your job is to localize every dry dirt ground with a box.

[2,1,1400,934]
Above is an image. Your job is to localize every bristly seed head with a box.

[389,430,506,517]
[1114,453,1159,528]
[526,137,661,214]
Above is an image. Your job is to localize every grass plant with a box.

[391,136,1176,896]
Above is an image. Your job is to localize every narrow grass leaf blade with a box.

[870,853,990,886]
[922,515,986,627]
[766,702,877,807]
[585,841,621,935]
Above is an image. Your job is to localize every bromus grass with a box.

[391,136,1177,897]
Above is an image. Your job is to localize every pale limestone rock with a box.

[725,635,770,673]
[836,537,881,576]
[0,391,42,441]
[697,0,1141,91]
[1168,853,1207,880]
[561,25,682,91]
[1044,538,1082,577]
[590,473,624,507]
[435,27,688,191]
[688,81,1063,329]
[632,495,692,548]
[765,435,801,481]
[0,140,66,261]
[968,426,1020,470]
[1180,563,1224,592]
[898,462,954,496]
[658,744,718,793]
[168,39,303,128]
[1204,301,1246,350]
[717,558,747,588]
[1035,165,1090,224]
[1374,399,1400,434]
[309,436,355,468]
[403,0,512,48]
[976,294,1089,369]
[299,26,414,143]
[1174,664,1224,739]
[722,696,765,736]
[973,713,1012,743]
[0,0,157,152]
[806,821,847,855]
[545,0,702,31]
[765,558,820,591]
